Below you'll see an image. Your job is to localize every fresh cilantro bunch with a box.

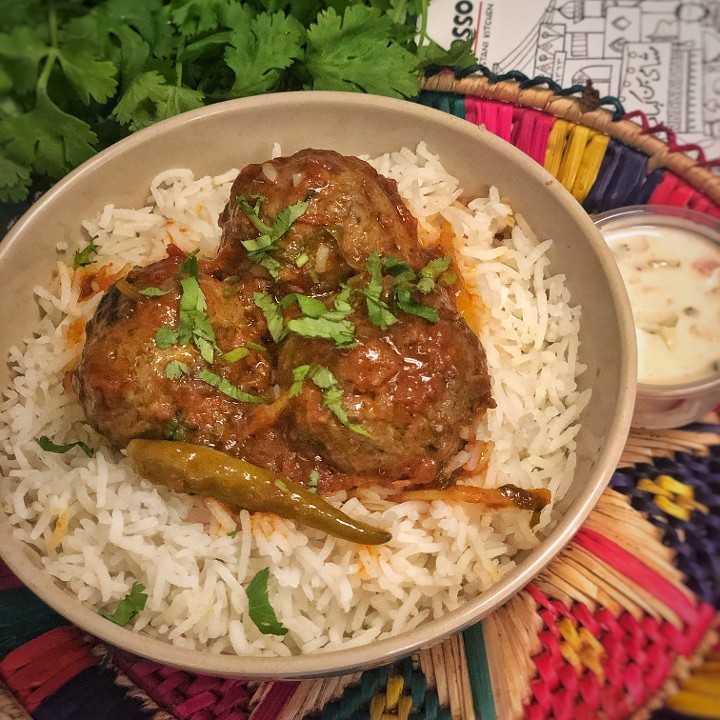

[0,0,476,202]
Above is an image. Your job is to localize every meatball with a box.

[275,288,495,490]
[74,250,273,452]
[212,149,435,293]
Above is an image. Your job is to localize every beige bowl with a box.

[0,91,636,678]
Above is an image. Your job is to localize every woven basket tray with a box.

[1,75,719,720]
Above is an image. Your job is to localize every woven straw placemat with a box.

[1,75,719,719]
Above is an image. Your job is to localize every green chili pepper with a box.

[126,440,391,546]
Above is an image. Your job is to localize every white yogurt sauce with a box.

[605,224,720,385]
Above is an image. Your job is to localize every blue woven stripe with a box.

[33,666,152,720]
[609,445,720,607]
[582,139,665,213]
[463,622,496,720]
[0,587,68,659]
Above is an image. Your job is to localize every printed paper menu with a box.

[428,0,720,162]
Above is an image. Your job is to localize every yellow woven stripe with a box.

[667,690,720,717]
[556,124,591,193]
[637,474,708,519]
[656,474,694,497]
[543,119,574,178]
[570,132,610,203]
[370,674,411,720]
[543,121,610,203]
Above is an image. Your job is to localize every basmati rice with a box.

[0,143,589,655]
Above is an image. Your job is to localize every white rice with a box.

[0,143,589,655]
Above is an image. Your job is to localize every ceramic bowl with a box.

[594,205,720,430]
[0,91,636,678]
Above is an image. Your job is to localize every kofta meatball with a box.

[212,149,435,293]
[74,249,273,452]
[275,287,495,490]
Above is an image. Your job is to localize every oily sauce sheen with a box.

[75,150,495,494]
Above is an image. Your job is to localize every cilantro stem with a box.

[417,0,430,45]
[37,1,59,96]
[48,0,59,48]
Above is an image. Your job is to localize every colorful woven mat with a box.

[2,83,720,719]
[2,417,719,719]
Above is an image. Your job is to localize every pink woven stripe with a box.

[573,529,701,628]
[464,98,514,141]
[512,107,556,166]
[0,626,97,712]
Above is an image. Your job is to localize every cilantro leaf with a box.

[56,41,117,105]
[154,325,179,349]
[304,6,419,98]
[99,582,148,626]
[170,0,232,37]
[63,0,157,85]
[0,154,31,202]
[237,195,309,278]
[253,291,286,343]
[196,368,267,404]
[283,290,356,347]
[113,70,204,131]
[223,346,250,363]
[0,92,97,179]
[246,568,288,636]
[363,252,397,330]
[290,364,368,436]
[414,36,478,73]
[35,435,95,458]
[73,242,99,268]
[286,314,356,347]
[225,10,305,97]
[165,360,190,380]
[139,286,169,297]
[0,26,50,95]
[395,286,439,322]
[165,418,185,441]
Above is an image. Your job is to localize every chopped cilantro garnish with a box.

[139,286,169,297]
[223,346,250,363]
[375,255,459,325]
[165,360,189,380]
[290,364,369,436]
[154,326,179,348]
[164,418,185,441]
[196,368,267,404]
[246,341,267,354]
[237,195,309,278]
[284,289,356,348]
[99,582,147,627]
[254,291,287,343]
[227,530,238,538]
[246,568,288,636]
[35,435,95,458]
[73,242,99,268]
[362,252,398,330]
[152,250,220,363]
[308,469,319,492]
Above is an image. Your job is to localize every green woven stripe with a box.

[463,622,496,720]
[0,587,69,659]
[416,90,466,119]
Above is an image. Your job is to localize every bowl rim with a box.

[0,90,637,679]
